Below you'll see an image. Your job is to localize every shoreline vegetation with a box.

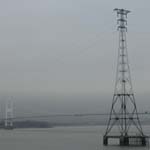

[0,120,150,128]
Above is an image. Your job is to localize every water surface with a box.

[0,126,149,150]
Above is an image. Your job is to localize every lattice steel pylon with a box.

[103,9,147,146]
[5,99,13,129]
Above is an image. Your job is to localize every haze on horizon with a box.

[0,0,150,116]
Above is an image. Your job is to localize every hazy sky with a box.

[0,0,150,114]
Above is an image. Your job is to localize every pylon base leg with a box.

[103,136,108,145]
[103,135,148,146]
[120,136,129,146]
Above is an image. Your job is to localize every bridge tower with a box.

[5,99,13,129]
[103,9,147,146]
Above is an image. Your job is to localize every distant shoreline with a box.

[0,120,150,129]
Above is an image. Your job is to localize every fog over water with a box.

[0,0,149,116]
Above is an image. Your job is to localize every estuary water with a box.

[0,126,149,150]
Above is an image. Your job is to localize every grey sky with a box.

[0,0,150,114]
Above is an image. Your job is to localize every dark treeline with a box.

[0,120,54,128]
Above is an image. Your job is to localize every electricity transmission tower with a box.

[5,99,13,129]
[103,8,147,146]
